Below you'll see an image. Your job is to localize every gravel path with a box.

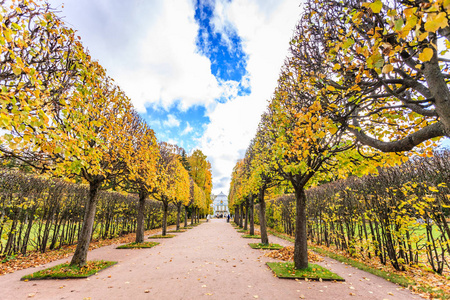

[0,219,421,299]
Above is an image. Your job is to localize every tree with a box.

[173,159,190,230]
[248,114,284,244]
[188,149,212,218]
[297,0,449,153]
[0,1,140,267]
[152,142,186,235]
[121,111,159,243]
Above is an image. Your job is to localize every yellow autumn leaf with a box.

[382,64,393,74]
[328,126,338,135]
[370,0,383,13]
[418,48,434,62]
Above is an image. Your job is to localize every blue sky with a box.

[47,0,302,194]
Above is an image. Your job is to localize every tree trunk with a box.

[70,178,102,267]
[184,206,188,227]
[249,195,254,236]
[135,190,147,243]
[240,204,244,227]
[176,203,181,230]
[244,198,249,231]
[259,188,269,244]
[191,206,194,225]
[162,200,168,236]
[294,187,308,269]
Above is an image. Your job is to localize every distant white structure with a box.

[212,192,229,216]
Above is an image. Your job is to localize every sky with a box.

[47,0,302,195]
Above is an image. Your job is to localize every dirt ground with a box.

[0,219,422,299]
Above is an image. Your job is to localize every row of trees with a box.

[260,151,450,273]
[0,170,176,257]
[229,0,450,270]
[0,1,212,266]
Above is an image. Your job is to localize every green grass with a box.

[269,229,450,299]
[249,243,284,250]
[241,234,261,239]
[268,229,294,242]
[237,229,248,233]
[21,260,116,280]
[268,229,414,287]
[168,229,186,233]
[116,242,159,249]
[308,245,415,285]
[267,262,344,281]
[181,226,194,229]
[148,234,176,239]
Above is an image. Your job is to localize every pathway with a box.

[0,219,421,299]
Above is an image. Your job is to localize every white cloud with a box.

[50,0,234,113]
[163,114,181,128]
[47,0,301,196]
[199,0,301,194]
[181,122,193,135]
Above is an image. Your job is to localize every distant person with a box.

[227,214,230,223]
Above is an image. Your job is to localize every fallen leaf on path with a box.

[144,290,150,293]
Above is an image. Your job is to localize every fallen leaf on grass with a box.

[265,247,323,262]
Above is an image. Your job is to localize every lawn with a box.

[249,243,283,250]
[267,262,344,281]
[117,242,159,249]
[21,260,116,280]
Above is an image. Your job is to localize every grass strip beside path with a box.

[267,262,344,281]
[148,234,176,239]
[241,234,261,239]
[267,229,449,300]
[267,229,412,285]
[249,243,283,250]
[117,242,159,249]
[21,261,116,280]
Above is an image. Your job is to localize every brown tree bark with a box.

[176,203,181,230]
[293,187,308,269]
[135,190,147,243]
[249,195,255,236]
[259,188,269,245]
[244,198,249,231]
[70,177,103,267]
[162,200,168,236]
